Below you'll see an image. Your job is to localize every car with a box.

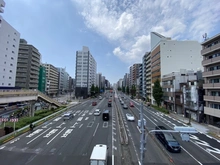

[138,118,146,128]
[94,109,101,116]
[123,104,128,109]
[63,113,74,121]
[121,101,124,105]
[155,126,181,153]
[126,113,135,121]
[92,101,97,106]
[108,102,112,107]
[130,101,134,107]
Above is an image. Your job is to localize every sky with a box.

[2,0,220,84]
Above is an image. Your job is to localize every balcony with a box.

[162,84,173,88]
[201,42,220,55]
[163,92,174,97]
[202,56,220,66]
[204,106,220,118]
[203,83,220,89]
[202,69,220,77]
[204,95,220,102]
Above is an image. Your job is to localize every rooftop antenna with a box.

[203,33,207,41]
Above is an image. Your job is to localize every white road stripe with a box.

[93,123,99,136]
[0,146,5,150]
[27,127,51,145]
[79,124,83,128]
[47,127,66,145]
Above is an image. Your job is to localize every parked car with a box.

[123,104,128,109]
[94,109,101,116]
[126,113,135,121]
[155,126,181,153]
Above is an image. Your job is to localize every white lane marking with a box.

[205,134,213,139]
[112,109,114,165]
[143,114,157,126]
[42,122,53,128]
[153,118,158,122]
[87,122,94,127]
[27,127,51,145]
[78,111,84,116]
[77,117,83,121]
[85,117,89,120]
[10,138,20,144]
[112,155,114,165]
[103,122,108,128]
[79,124,83,128]
[0,146,5,150]
[82,113,85,117]
[93,123,99,136]
[181,147,203,165]
[56,122,65,128]
[53,117,62,121]
[26,129,43,138]
[47,127,66,145]
[137,126,141,133]
[44,129,58,138]
[61,129,73,138]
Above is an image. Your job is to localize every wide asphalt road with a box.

[119,93,220,165]
[0,98,119,165]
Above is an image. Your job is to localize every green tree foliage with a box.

[91,84,95,96]
[152,79,163,107]
[126,86,130,95]
[130,84,136,97]
[122,86,125,93]
[117,87,122,91]
[95,86,99,94]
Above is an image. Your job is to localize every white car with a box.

[94,109,101,116]
[138,118,146,128]
[126,113,135,121]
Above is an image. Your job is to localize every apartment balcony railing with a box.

[204,95,220,102]
[202,69,220,77]
[201,42,220,55]
[202,56,220,66]
[203,83,220,89]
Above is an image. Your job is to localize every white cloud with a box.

[71,0,220,63]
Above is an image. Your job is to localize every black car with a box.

[155,126,181,153]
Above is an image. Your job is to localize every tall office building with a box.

[142,52,151,101]
[75,46,97,98]
[43,63,59,96]
[0,0,20,87]
[15,39,41,89]
[150,32,203,104]
[201,33,220,124]
[57,67,69,94]
[129,63,142,88]
[96,73,102,88]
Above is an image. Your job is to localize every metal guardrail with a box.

[0,103,80,142]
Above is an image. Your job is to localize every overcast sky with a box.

[2,0,220,84]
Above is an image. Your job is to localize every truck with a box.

[90,144,108,165]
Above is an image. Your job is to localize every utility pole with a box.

[140,101,146,165]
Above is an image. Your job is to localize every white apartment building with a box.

[57,67,69,94]
[0,0,20,87]
[150,32,203,104]
[75,46,97,98]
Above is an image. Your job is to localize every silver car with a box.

[126,113,135,121]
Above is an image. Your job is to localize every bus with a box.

[90,144,108,165]
[102,110,110,121]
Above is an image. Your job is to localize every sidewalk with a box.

[170,113,220,140]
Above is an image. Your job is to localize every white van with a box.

[63,113,73,121]
[90,144,108,165]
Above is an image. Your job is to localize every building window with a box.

[7,41,9,44]
[10,64,13,66]
[8,83,11,86]
[6,48,8,50]
[4,61,6,64]
[12,51,14,54]
[10,70,12,72]
[2,83,4,85]
[9,77,11,79]
[5,55,7,57]
[11,57,14,60]
[3,76,4,78]
[13,45,15,47]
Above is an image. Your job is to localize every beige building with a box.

[202,33,220,124]
[43,64,58,96]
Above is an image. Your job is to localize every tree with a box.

[126,86,130,95]
[130,84,136,98]
[152,79,163,107]
[95,86,99,94]
[91,84,95,96]
[117,87,122,91]
[122,86,125,93]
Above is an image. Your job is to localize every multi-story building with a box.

[138,64,142,99]
[96,73,102,88]
[43,63,59,96]
[162,69,204,122]
[201,33,220,125]
[123,73,130,93]
[75,46,97,98]
[38,65,46,93]
[0,0,20,87]
[57,67,69,94]
[16,39,41,89]
[129,63,141,97]
[145,52,151,102]
[150,32,203,104]
[101,76,105,91]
